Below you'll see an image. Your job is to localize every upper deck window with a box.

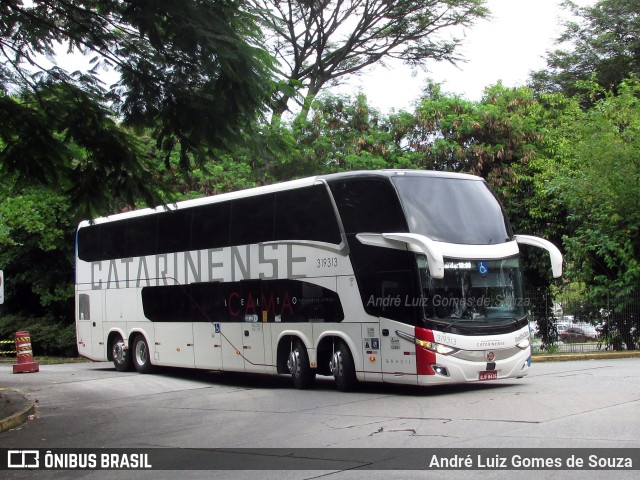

[392,176,512,245]
[329,178,407,234]
[77,184,340,262]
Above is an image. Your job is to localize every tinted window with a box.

[77,225,101,261]
[393,176,512,245]
[275,185,341,243]
[229,194,275,245]
[126,215,158,258]
[156,209,192,254]
[77,222,127,262]
[78,294,90,321]
[191,202,230,250]
[328,179,407,233]
[348,241,418,324]
[78,186,335,263]
[142,280,344,323]
[142,283,221,323]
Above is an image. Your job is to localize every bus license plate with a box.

[479,370,498,381]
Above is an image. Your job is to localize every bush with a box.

[0,315,77,357]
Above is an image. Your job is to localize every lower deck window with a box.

[141,280,344,323]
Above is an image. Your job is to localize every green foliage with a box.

[0,187,75,317]
[0,83,160,219]
[3,0,640,357]
[0,315,76,357]
[530,0,640,100]
[547,78,640,299]
[1,0,275,217]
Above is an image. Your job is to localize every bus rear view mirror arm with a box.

[356,233,445,279]
[514,235,563,278]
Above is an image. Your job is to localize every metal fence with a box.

[527,288,640,354]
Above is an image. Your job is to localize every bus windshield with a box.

[392,175,511,245]
[417,255,526,326]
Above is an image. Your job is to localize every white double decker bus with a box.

[75,170,562,391]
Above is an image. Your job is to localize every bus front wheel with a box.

[330,341,357,392]
[112,336,131,372]
[287,339,315,389]
[132,335,154,374]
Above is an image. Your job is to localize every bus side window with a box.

[190,202,231,250]
[229,195,275,246]
[78,293,90,321]
[379,272,417,324]
[126,215,158,258]
[329,179,407,234]
[157,209,192,255]
[275,185,341,244]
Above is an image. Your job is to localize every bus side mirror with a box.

[356,233,445,279]
[514,235,563,278]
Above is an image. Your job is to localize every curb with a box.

[0,390,36,433]
[533,351,640,363]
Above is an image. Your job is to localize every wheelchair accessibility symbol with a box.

[478,262,489,276]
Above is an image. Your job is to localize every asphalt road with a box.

[1,358,639,479]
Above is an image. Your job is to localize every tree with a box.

[0,185,78,355]
[257,0,489,122]
[404,83,569,293]
[530,0,640,99]
[1,0,275,216]
[281,93,418,176]
[546,78,640,348]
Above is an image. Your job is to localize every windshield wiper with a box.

[442,317,487,333]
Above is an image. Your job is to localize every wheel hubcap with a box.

[330,352,342,378]
[287,350,299,375]
[136,341,147,365]
[113,340,125,364]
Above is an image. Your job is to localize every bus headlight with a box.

[516,337,531,350]
[396,331,459,355]
[416,338,459,355]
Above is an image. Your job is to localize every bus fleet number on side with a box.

[317,257,338,269]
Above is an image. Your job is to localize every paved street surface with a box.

[1,358,639,479]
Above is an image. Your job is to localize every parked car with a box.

[559,326,599,343]
[573,322,599,338]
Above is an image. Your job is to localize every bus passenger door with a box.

[377,275,419,384]
[380,318,418,384]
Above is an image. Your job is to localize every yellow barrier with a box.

[0,339,16,355]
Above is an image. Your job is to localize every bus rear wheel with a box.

[132,335,154,374]
[112,336,131,372]
[287,339,315,389]
[330,341,357,392]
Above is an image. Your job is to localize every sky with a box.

[50,0,596,114]
[336,0,597,113]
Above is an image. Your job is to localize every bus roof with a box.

[320,169,482,183]
[78,169,483,227]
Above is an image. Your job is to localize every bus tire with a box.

[132,335,154,374]
[287,339,315,389]
[112,336,132,372]
[330,341,357,392]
